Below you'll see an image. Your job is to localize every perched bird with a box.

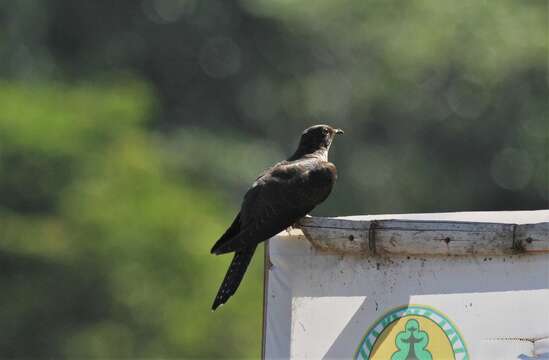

[211,124,343,310]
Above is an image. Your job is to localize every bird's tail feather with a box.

[212,246,257,311]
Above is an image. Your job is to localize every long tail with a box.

[212,246,257,311]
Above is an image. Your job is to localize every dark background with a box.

[0,0,547,358]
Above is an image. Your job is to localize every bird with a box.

[210,124,343,310]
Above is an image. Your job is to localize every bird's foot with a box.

[290,215,310,230]
[285,226,294,235]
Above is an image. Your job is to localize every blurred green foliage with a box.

[0,0,547,358]
[0,82,262,358]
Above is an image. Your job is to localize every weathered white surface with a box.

[263,210,549,360]
[299,210,549,255]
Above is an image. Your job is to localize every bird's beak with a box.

[335,128,344,135]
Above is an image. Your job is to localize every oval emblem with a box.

[355,305,469,360]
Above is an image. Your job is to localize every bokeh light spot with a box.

[519,101,548,139]
[141,0,195,24]
[199,37,241,78]
[238,77,278,122]
[490,148,533,190]
[446,78,490,119]
[305,71,352,120]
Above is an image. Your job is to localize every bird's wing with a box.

[212,160,335,254]
[210,212,241,254]
[210,163,292,254]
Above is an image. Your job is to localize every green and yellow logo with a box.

[355,305,469,360]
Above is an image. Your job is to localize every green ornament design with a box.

[355,305,469,360]
[391,319,432,360]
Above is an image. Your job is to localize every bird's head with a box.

[290,124,344,160]
[300,124,344,150]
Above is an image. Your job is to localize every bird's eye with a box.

[322,128,329,135]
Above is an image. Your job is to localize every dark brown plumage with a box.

[211,124,343,310]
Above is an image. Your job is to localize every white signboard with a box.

[263,211,549,359]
